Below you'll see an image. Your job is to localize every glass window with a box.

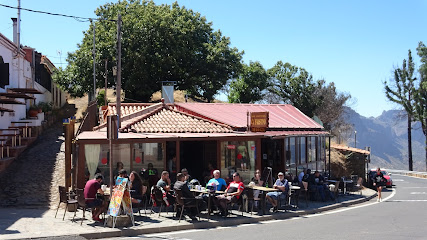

[220,140,256,184]
[308,136,316,162]
[286,137,297,177]
[300,137,306,164]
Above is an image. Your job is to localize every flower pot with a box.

[29,109,39,117]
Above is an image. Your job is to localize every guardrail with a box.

[384,169,427,179]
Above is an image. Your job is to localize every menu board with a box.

[108,177,132,217]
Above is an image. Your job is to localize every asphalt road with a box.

[110,175,427,240]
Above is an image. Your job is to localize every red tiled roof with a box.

[174,103,323,129]
[122,107,233,133]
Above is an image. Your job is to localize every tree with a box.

[313,80,351,132]
[267,61,322,117]
[56,0,243,102]
[228,61,269,103]
[384,50,417,171]
[415,42,427,171]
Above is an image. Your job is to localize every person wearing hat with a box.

[266,172,289,212]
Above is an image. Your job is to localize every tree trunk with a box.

[408,115,413,171]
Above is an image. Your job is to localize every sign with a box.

[108,177,132,217]
[227,144,236,150]
[62,118,70,124]
[250,112,269,132]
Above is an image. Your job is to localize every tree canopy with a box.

[55,0,243,102]
[227,61,269,103]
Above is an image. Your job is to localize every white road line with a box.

[404,187,427,188]
[144,189,397,237]
[410,192,427,194]
[387,200,427,202]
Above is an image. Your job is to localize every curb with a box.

[27,192,377,240]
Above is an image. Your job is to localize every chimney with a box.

[11,18,17,45]
[162,81,176,104]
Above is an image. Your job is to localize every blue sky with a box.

[1,0,426,117]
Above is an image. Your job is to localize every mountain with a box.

[343,107,425,171]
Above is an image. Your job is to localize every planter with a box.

[28,109,39,117]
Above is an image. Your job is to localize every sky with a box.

[1,0,427,118]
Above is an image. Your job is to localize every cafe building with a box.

[74,101,329,189]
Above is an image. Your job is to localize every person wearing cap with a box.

[266,172,289,212]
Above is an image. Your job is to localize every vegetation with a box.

[55,0,242,103]
[384,50,417,171]
[415,42,427,171]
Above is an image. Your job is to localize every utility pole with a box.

[92,19,96,102]
[104,59,108,106]
[354,130,357,148]
[116,14,122,128]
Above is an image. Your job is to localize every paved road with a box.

[109,175,427,240]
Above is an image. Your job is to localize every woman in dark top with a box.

[129,171,145,203]
[373,167,387,202]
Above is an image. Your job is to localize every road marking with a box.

[393,179,405,181]
[404,187,427,188]
[410,192,427,194]
[387,200,427,202]
[143,189,397,237]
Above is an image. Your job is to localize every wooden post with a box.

[70,116,76,190]
[63,118,72,190]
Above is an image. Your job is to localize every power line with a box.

[0,3,116,22]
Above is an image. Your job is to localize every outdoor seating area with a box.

[56,167,367,228]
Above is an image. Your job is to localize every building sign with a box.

[250,112,269,132]
[227,144,236,150]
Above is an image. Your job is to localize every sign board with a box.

[250,112,269,132]
[227,144,236,150]
[108,177,132,217]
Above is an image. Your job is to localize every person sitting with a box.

[266,172,289,212]
[118,169,128,180]
[141,163,159,190]
[250,169,264,209]
[298,168,306,186]
[214,172,244,217]
[129,171,146,204]
[311,171,334,201]
[113,162,124,181]
[156,171,175,205]
[84,173,106,222]
[181,168,191,182]
[207,170,227,191]
[174,173,199,221]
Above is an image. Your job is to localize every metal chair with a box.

[55,186,78,221]
[150,186,167,216]
[75,189,95,225]
[174,189,200,222]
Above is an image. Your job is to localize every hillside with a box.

[343,107,425,171]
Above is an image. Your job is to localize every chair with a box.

[301,181,309,207]
[76,189,95,225]
[150,186,167,216]
[241,188,255,214]
[227,194,244,216]
[349,177,363,195]
[55,186,78,221]
[133,185,149,216]
[333,181,341,202]
[174,189,200,222]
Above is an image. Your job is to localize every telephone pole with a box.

[116,14,122,128]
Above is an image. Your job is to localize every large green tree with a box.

[267,61,322,117]
[384,50,417,171]
[416,42,427,171]
[55,0,243,102]
[228,61,269,103]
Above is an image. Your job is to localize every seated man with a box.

[311,171,335,201]
[156,170,175,205]
[207,170,227,191]
[214,172,244,217]
[181,168,191,182]
[174,173,199,221]
[84,173,106,222]
[266,172,289,212]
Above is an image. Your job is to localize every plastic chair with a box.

[55,186,78,221]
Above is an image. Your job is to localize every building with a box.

[74,101,330,189]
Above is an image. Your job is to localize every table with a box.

[342,180,353,194]
[247,186,278,215]
[190,189,224,219]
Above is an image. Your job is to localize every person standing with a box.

[373,167,387,202]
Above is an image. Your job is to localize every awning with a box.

[0,98,25,104]
[0,106,14,112]
[0,92,35,99]
[8,88,43,94]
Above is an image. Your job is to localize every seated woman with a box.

[129,171,146,204]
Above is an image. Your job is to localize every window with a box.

[299,137,306,164]
[0,63,9,89]
[220,140,256,184]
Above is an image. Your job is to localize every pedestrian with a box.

[372,167,387,202]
